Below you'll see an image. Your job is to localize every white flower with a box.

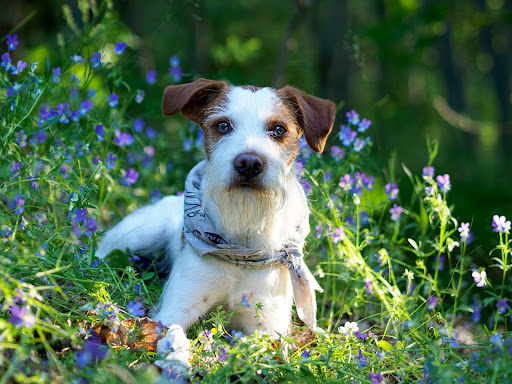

[472,270,487,287]
[338,321,359,335]
[447,238,460,252]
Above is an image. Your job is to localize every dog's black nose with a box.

[233,153,264,179]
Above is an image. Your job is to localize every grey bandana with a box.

[183,161,323,329]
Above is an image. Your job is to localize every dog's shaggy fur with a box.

[96,78,335,373]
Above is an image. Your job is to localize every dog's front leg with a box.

[154,247,233,379]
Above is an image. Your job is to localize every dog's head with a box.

[162,78,336,193]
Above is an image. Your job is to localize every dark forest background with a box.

[2,0,511,260]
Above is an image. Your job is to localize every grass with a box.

[1,2,511,383]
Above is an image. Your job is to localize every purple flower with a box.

[240,294,250,308]
[458,222,470,240]
[339,125,357,146]
[472,299,482,323]
[389,204,403,222]
[357,349,368,369]
[300,178,312,196]
[9,305,35,328]
[218,347,227,362]
[114,130,134,147]
[355,331,369,340]
[364,278,373,294]
[472,270,487,287]
[492,215,511,234]
[135,90,145,104]
[490,334,503,352]
[330,227,344,243]
[183,138,193,152]
[69,192,79,203]
[302,349,312,361]
[8,194,25,215]
[200,330,213,351]
[346,110,359,125]
[353,138,366,152]
[16,130,27,147]
[10,161,21,178]
[440,335,458,348]
[52,67,61,83]
[339,174,353,191]
[79,99,93,115]
[108,93,119,108]
[146,70,157,85]
[27,175,38,190]
[11,60,27,75]
[121,168,139,186]
[90,52,102,68]
[114,42,127,55]
[73,217,97,237]
[315,223,322,239]
[358,118,372,133]
[496,299,509,314]
[168,56,182,82]
[145,127,157,139]
[362,174,374,190]
[425,186,435,196]
[6,34,19,51]
[437,254,445,271]
[385,183,399,201]
[95,124,105,141]
[422,166,435,179]
[105,152,118,169]
[69,208,88,223]
[330,145,344,161]
[133,118,145,132]
[126,301,145,317]
[29,131,47,145]
[436,174,451,193]
[76,336,107,368]
[70,110,80,122]
[57,103,71,123]
[1,52,12,71]
[369,372,386,384]
[169,56,180,67]
[427,296,438,310]
[70,54,83,63]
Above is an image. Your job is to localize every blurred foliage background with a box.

[2,0,511,262]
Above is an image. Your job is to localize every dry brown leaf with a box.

[86,317,167,352]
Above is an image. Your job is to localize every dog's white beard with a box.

[203,178,287,251]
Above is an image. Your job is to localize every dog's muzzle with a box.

[233,153,264,181]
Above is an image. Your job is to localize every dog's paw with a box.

[155,325,191,380]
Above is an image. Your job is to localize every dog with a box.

[95,78,335,375]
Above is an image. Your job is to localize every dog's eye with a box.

[272,125,287,137]
[215,121,231,134]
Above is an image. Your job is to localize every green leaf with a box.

[378,340,394,351]
[408,238,419,251]
[142,271,155,281]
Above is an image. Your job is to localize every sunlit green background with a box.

[3,0,511,262]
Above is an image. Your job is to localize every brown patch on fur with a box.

[240,85,262,92]
[276,86,336,153]
[201,115,230,160]
[265,102,302,166]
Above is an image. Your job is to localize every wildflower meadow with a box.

[1,2,511,383]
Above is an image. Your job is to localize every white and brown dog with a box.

[96,78,335,374]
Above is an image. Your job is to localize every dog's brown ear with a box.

[162,78,228,123]
[278,86,336,153]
